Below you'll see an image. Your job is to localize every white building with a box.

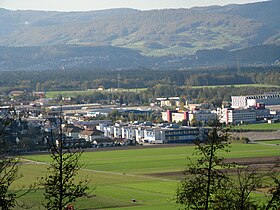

[162,110,216,124]
[171,112,186,123]
[217,108,256,124]
[113,126,122,138]
[232,93,280,108]
[98,122,205,144]
[158,97,181,107]
[142,127,202,144]
[121,126,136,140]
[135,127,146,143]
[143,129,159,143]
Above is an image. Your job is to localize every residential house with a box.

[63,124,83,139]
[79,128,104,142]
[9,90,26,98]
[121,126,136,140]
[92,138,115,147]
[135,127,145,143]
[57,137,88,148]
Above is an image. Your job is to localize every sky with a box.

[0,0,267,11]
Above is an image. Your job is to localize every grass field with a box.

[15,143,280,209]
[45,88,147,98]
[46,90,95,98]
[45,84,279,98]
[231,122,280,131]
[259,139,280,145]
[190,84,280,89]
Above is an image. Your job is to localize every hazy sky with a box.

[0,0,266,11]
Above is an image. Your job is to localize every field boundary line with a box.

[82,168,177,182]
[21,158,176,182]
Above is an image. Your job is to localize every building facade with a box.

[217,108,256,124]
[232,93,280,108]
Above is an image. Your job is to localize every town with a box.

[1,89,280,152]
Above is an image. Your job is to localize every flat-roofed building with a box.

[232,93,280,108]
[172,112,189,123]
[162,110,188,123]
[217,108,256,124]
[143,127,202,144]
[188,110,217,125]
[162,127,201,143]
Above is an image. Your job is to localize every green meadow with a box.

[45,88,147,98]
[190,84,280,89]
[14,143,280,209]
[259,140,280,145]
[231,122,280,131]
[45,90,95,98]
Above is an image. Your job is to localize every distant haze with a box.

[0,0,268,11]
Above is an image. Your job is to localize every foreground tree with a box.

[0,114,18,209]
[213,167,262,210]
[262,165,280,210]
[176,122,231,209]
[41,118,90,210]
[219,164,280,210]
[0,141,20,210]
[176,121,280,210]
[0,114,31,210]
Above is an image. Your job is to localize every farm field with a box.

[15,143,280,209]
[45,88,147,98]
[259,139,280,145]
[231,122,280,131]
[190,84,280,89]
[45,90,95,98]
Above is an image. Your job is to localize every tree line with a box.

[0,66,280,93]
[70,84,280,107]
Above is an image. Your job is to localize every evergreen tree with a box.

[176,122,231,209]
[41,119,90,210]
[0,114,32,210]
[0,142,19,210]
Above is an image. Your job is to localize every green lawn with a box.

[231,122,280,131]
[15,143,280,209]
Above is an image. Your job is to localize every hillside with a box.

[0,45,161,70]
[0,0,280,56]
[0,1,280,70]
[0,44,279,71]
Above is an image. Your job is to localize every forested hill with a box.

[0,0,280,56]
[0,45,279,71]
[0,0,280,70]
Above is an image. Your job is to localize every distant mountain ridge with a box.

[0,1,280,71]
[0,0,280,56]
